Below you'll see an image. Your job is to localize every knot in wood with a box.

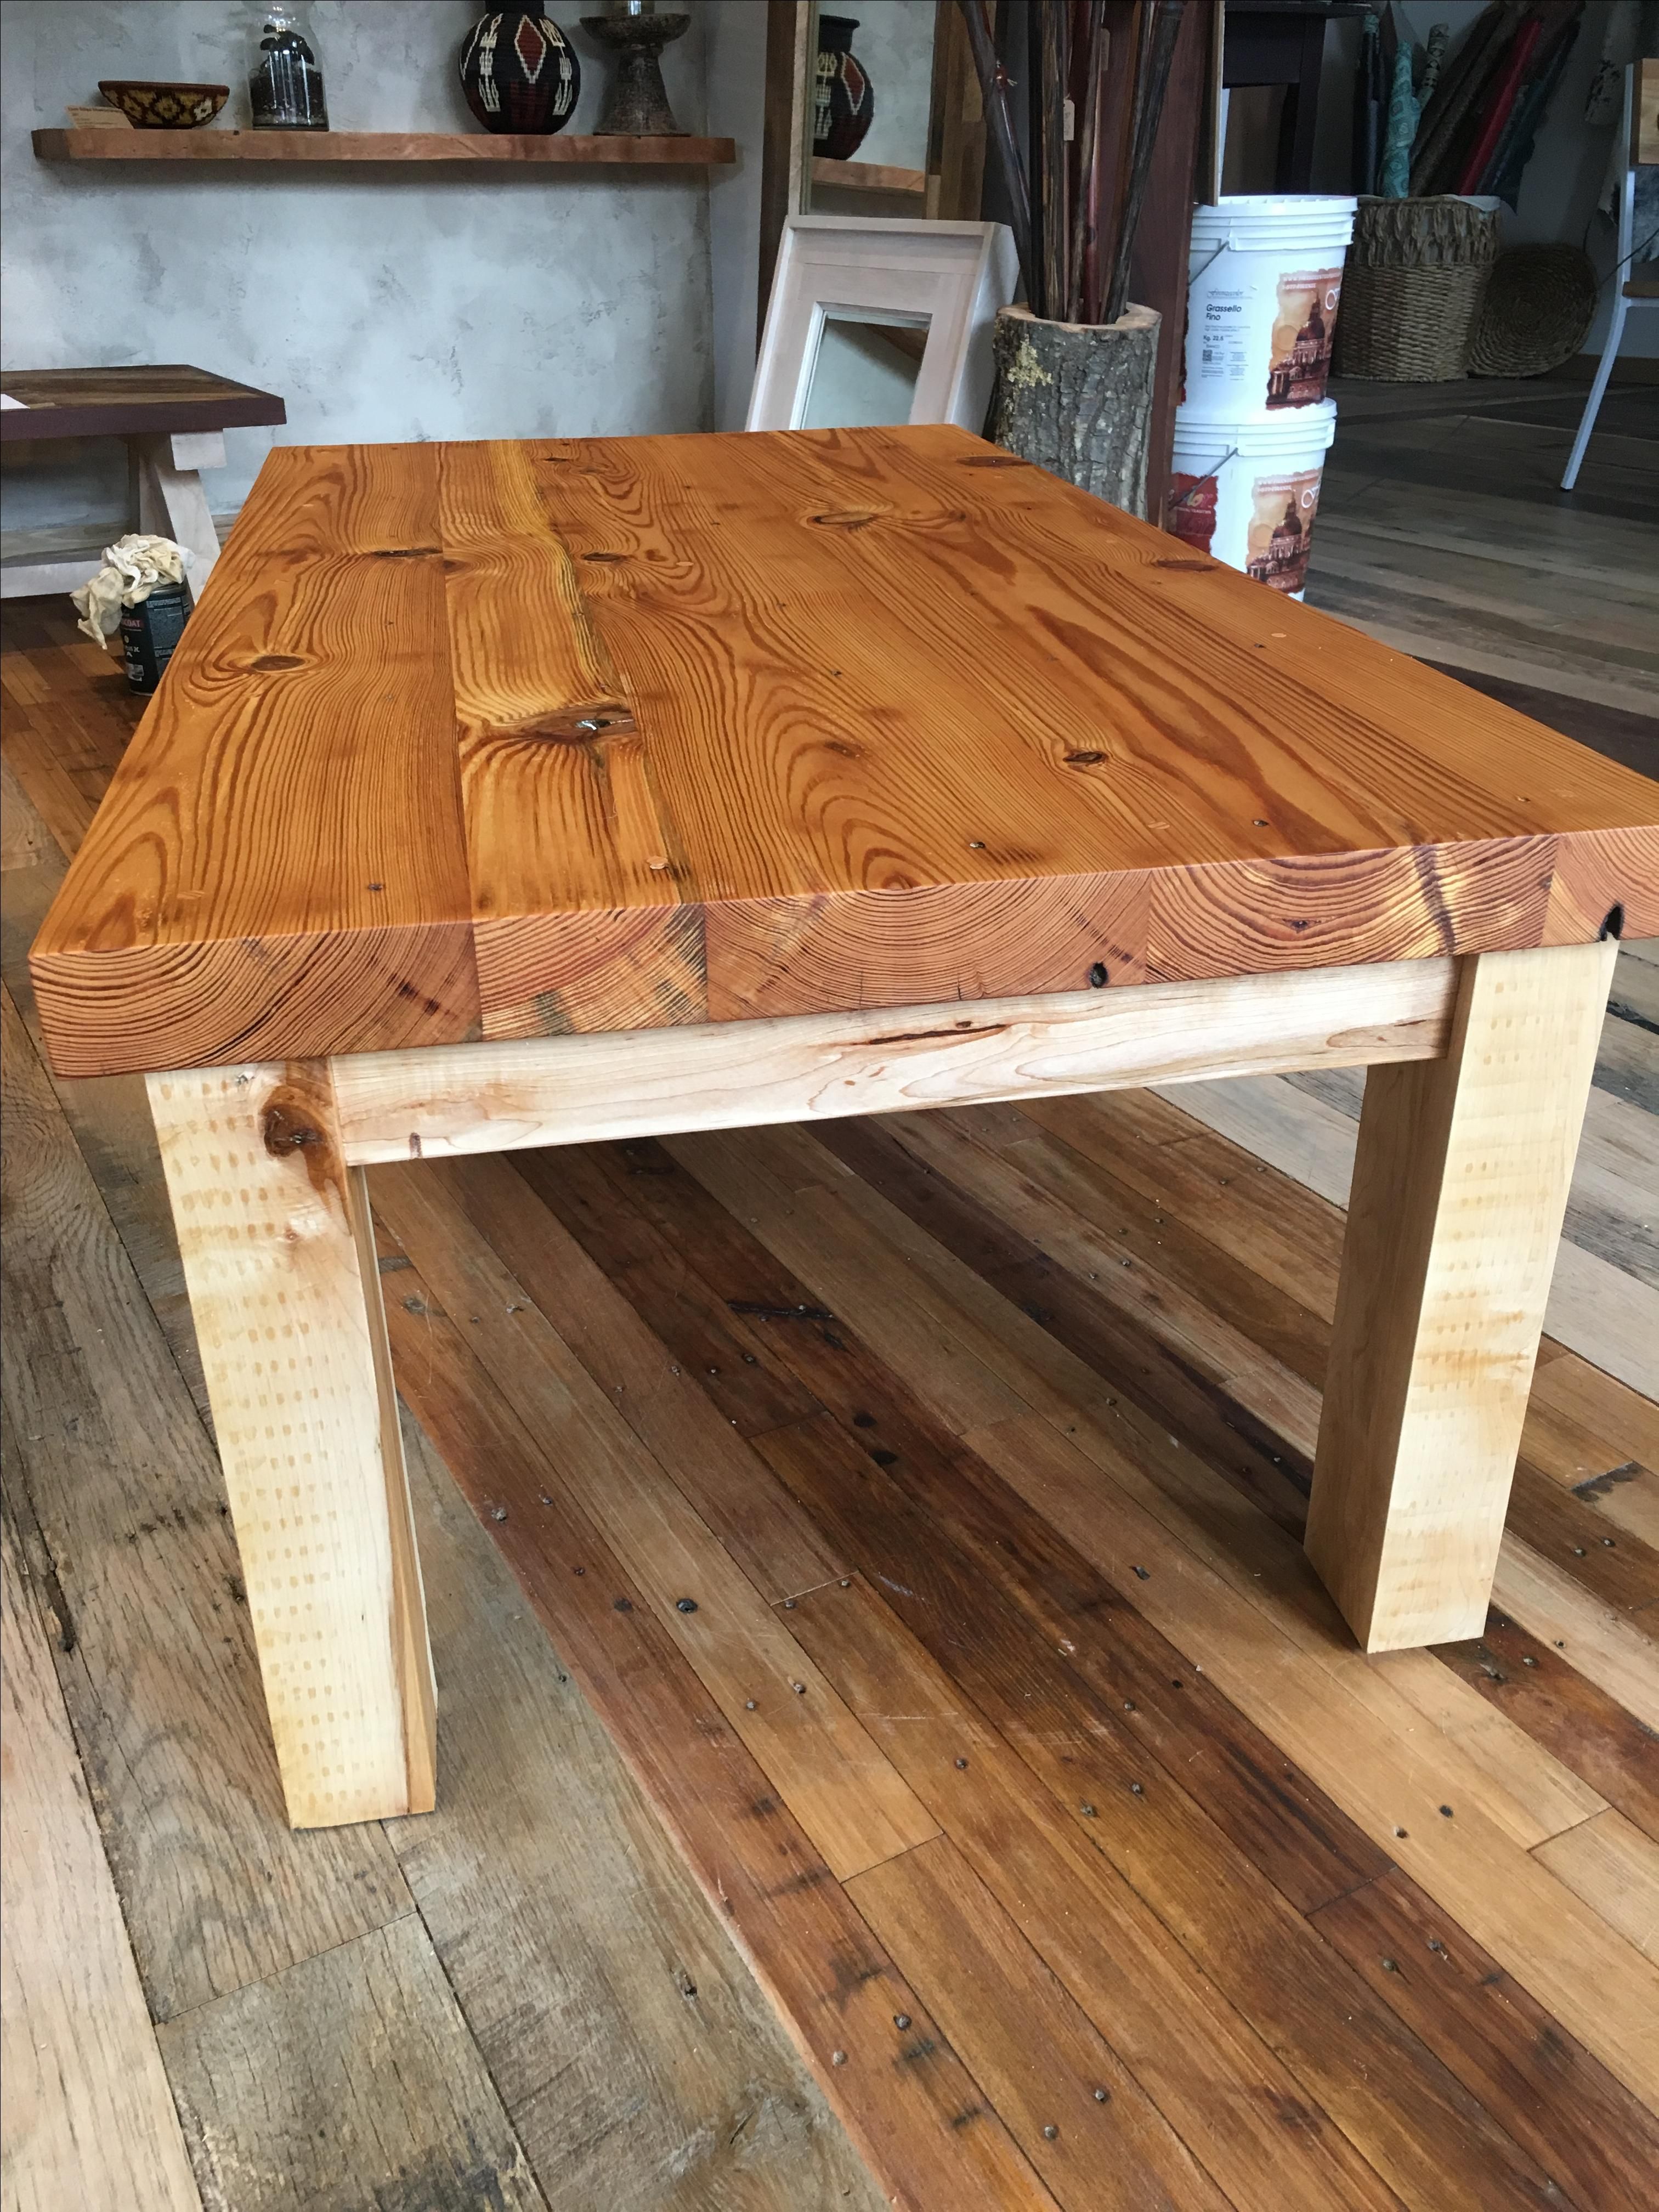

[262,1101,322,1155]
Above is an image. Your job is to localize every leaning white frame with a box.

[747,214,1019,434]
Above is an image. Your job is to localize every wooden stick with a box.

[1105,0,1186,325]
[1039,0,1069,320]
[1068,2,1108,321]
[955,0,1034,299]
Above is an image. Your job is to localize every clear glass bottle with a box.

[250,5,329,131]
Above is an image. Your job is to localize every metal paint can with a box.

[120,578,194,694]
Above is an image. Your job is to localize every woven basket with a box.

[1333,196,1501,382]
[1467,245,1600,377]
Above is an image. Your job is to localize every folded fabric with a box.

[72,533,190,649]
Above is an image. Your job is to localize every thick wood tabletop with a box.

[31,425,1658,1077]
[0,364,286,443]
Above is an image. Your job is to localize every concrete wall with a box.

[828,1,935,173]
[705,0,769,431]
[1,0,717,533]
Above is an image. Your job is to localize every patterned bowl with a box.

[98,81,230,130]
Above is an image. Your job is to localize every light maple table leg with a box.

[146,1060,436,1828]
[1306,938,1618,1652]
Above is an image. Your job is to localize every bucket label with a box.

[1247,468,1322,595]
[1266,268,1342,409]
[1168,473,1219,557]
[1194,287,1250,393]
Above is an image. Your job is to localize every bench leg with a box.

[1306,938,1617,1652]
[148,1061,436,1828]
[132,432,223,591]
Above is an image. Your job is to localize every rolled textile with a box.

[1454,14,1542,194]
[1411,0,1520,194]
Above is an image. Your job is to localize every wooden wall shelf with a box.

[32,128,736,167]
[811,155,926,195]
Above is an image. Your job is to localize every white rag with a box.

[72,533,191,649]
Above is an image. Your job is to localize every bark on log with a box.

[990,302,1162,519]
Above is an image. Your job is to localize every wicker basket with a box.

[1334,196,1501,382]
[1467,245,1599,377]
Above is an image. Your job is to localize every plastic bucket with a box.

[1168,402,1337,601]
[1183,196,1358,418]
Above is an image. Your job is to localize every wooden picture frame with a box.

[758,0,989,339]
[747,214,1018,433]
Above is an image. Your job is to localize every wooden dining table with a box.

[30,423,1658,1831]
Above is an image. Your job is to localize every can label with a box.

[1266,269,1343,409]
[120,579,194,694]
[1246,468,1323,595]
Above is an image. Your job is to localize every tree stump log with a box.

[990,302,1162,519]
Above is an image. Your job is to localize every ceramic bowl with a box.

[97,81,230,130]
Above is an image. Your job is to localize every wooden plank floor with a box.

[4,378,1657,2210]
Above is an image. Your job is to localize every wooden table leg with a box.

[1306,938,1618,1652]
[147,1060,436,1829]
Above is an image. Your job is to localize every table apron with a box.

[329,955,1457,1168]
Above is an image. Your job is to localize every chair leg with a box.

[1561,291,1628,491]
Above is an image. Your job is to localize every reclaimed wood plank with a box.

[374,1253,1060,2212]
[758,1427,1574,2211]
[386,1407,887,2212]
[0,988,412,2018]
[31,128,736,167]
[0,1476,201,2212]
[1431,1610,1659,1845]
[843,1834,1234,2212]
[31,443,480,1076]
[368,1162,936,1880]
[1311,1868,1659,2209]
[1532,1808,1659,1966]
[30,423,1659,1076]
[333,960,1458,1164]
[1487,1542,1659,1733]
[960,1413,1659,2108]
[783,1571,1446,2212]
[154,1918,547,2212]
[448,1150,837,1587]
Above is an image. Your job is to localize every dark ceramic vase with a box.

[458,12,580,134]
[813,14,873,160]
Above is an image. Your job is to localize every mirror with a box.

[809,6,938,206]
[799,308,932,429]
[760,2,988,347]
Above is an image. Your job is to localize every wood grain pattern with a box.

[1310,1867,1659,2212]
[374,1247,1061,2212]
[1307,941,1618,1651]
[0,1496,202,2212]
[367,1159,937,1880]
[333,958,1457,1166]
[34,442,479,1076]
[31,128,736,167]
[1,988,414,2011]
[1533,1808,1659,1964]
[0,363,285,444]
[154,1919,546,2212]
[31,425,1658,1077]
[147,1060,435,1828]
